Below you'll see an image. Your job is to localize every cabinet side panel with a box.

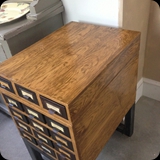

[73,53,138,160]
[69,37,140,122]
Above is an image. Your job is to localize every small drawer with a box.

[58,153,70,160]
[55,145,75,160]
[0,76,15,93]
[9,107,29,124]
[2,94,24,111]
[29,119,50,136]
[15,119,31,134]
[46,117,70,138]
[15,84,39,105]
[40,96,68,120]
[38,141,56,158]
[20,130,37,145]
[51,133,73,151]
[23,104,45,123]
[33,130,53,147]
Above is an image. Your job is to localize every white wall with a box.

[62,0,121,27]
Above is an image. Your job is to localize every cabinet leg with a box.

[117,103,135,137]
[22,138,43,160]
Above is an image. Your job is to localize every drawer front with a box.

[23,104,45,123]
[29,119,50,136]
[58,154,70,160]
[38,142,56,158]
[40,95,68,119]
[55,145,75,160]
[15,84,39,105]
[51,133,73,151]
[9,107,29,123]
[0,76,14,93]
[33,130,53,147]
[15,119,31,134]
[2,94,24,111]
[20,130,37,145]
[46,117,70,138]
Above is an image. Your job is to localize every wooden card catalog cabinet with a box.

[0,22,140,160]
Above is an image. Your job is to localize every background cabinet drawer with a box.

[20,131,37,145]
[15,84,39,105]
[15,119,31,134]
[9,107,29,123]
[55,145,75,160]
[0,76,15,93]
[58,153,70,160]
[40,95,68,119]
[2,94,24,111]
[33,130,53,148]
[29,119,50,136]
[51,133,73,151]
[23,104,45,123]
[46,117,70,138]
[38,142,56,158]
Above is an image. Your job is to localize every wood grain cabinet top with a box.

[0,22,140,105]
[0,22,140,160]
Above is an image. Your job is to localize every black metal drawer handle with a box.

[1,84,9,89]
[8,103,14,108]
[52,128,59,134]
[57,142,62,147]
[48,109,55,115]
[35,127,41,132]
[28,114,34,120]
[23,95,32,100]
[59,153,66,160]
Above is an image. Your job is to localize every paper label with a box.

[46,103,61,114]
[33,122,44,132]
[19,123,28,131]
[27,109,39,118]
[59,148,71,158]
[13,111,22,119]
[37,134,48,143]
[21,90,33,100]
[8,98,17,106]
[23,134,32,141]
[51,122,64,133]
[55,136,68,146]
[41,145,51,153]
[0,81,10,89]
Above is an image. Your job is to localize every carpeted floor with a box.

[0,96,160,160]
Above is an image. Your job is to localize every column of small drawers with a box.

[0,76,77,160]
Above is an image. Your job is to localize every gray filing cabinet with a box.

[0,0,64,114]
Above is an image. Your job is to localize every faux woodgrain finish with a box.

[0,22,140,160]
[0,22,140,105]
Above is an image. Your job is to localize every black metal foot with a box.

[117,103,135,137]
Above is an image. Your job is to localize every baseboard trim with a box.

[136,78,143,103]
[136,78,160,102]
[143,78,160,101]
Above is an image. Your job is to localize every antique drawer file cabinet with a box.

[0,22,140,160]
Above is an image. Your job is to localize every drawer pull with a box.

[1,84,8,89]
[23,95,31,100]
[19,127,24,132]
[14,116,19,120]
[59,153,66,160]
[57,142,62,147]
[28,114,34,119]
[52,128,59,134]
[35,127,41,132]
[48,109,55,115]
[8,103,14,108]
[38,139,43,144]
